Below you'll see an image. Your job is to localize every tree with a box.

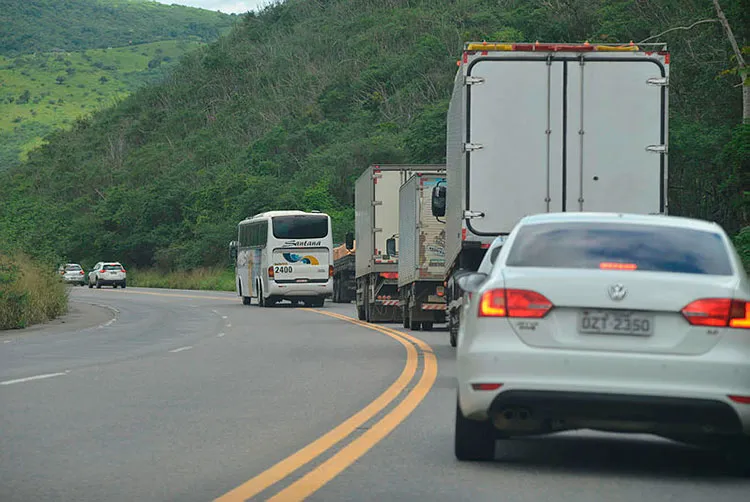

[712,0,748,124]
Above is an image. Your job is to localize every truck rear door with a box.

[465,59,565,236]
[565,58,666,214]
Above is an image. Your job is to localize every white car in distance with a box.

[454,212,750,473]
[88,262,127,289]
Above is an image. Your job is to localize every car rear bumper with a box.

[458,349,750,434]
[267,280,332,298]
[96,278,126,285]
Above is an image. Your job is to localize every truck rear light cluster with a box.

[380,272,398,279]
[376,295,393,300]
[478,289,553,318]
[681,298,750,329]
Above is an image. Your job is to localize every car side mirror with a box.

[345,232,354,250]
[431,185,446,217]
[229,241,238,260]
[489,246,502,264]
[386,237,397,257]
[455,272,488,293]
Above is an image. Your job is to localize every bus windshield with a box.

[272,215,329,239]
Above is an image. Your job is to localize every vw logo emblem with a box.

[608,284,627,301]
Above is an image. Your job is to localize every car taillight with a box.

[478,289,553,318]
[79,271,84,275]
[681,298,750,328]
[268,266,274,278]
[329,265,334,278]
[121,268,126,273]
[100,269,106,273]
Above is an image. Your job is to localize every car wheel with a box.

[88,279,93,288]
[121,280,126,289]
[96,278,102,289]
[455,400,496,461]
[309,298,324,308]
[723,437,750,477]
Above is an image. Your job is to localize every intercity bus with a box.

[229,210,333,307]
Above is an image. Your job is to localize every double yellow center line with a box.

[215,309,438,501]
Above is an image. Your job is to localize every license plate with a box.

[578,310,653,336]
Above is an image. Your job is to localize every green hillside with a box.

[0,0,234,168]
[0,0,747,271]
[0,0,235,56]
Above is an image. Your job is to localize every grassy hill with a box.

[0,0,747,271]
[0,0,234,168]
[0,0,235,56]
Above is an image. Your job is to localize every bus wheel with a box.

[242,296,251,305]
[309,298,324,308]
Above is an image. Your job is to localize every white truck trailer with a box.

[431,41,670,343]
[352,164,445,323]
[398,171,447,331]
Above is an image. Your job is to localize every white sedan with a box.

[454,212,750,472]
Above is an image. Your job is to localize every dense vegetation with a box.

[0,0,234,169]
[0,0,747,273]
[0,252,68,330]
[0,0,235,56]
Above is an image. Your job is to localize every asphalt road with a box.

[1,287,748,501]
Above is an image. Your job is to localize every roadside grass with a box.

[129,267,235,292]
[0,252,68,330]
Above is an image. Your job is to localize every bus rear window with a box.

[272,215,328,239]
[505,222,733,276]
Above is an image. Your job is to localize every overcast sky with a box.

[151,1,269,14]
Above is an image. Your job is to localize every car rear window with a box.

[65,265,81,271]
[505,222,733,275]
[103,264,122,270]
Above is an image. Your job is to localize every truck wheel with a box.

[423,322,434,331]
[357,306,366,320]
[455,400,496,461]
[402,307,409,328]
[409,319,421,331]
[332,282,339,303]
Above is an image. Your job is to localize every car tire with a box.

[88,278,93,288]
[723,437,750,477]
[96,278,102,289]
[121,281,126,289]
[455,400,496,461]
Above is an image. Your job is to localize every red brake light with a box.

[479,289,553,318]
[729,395,750,404]
[100,269,106,273]
[79,271,84,275]
[268,266,274,278]
[681,298,750,329]
[380,272,398,279]
[471,383,503,391]
[600,262,637,270]
[328,265,334,278]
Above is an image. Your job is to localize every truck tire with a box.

[422,322,434,331]
[449,310,459,347]
[357,305,366,320]
[402,307,409,329]
[409,318,421,331]
[332,281,340,303]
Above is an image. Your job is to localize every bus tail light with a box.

[329,265,334,278]
[268,266,275,278]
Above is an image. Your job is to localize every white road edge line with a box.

[217,333,225,337]
[169,346,193,353]
[1,371,69,386]
[226,323,232,328]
